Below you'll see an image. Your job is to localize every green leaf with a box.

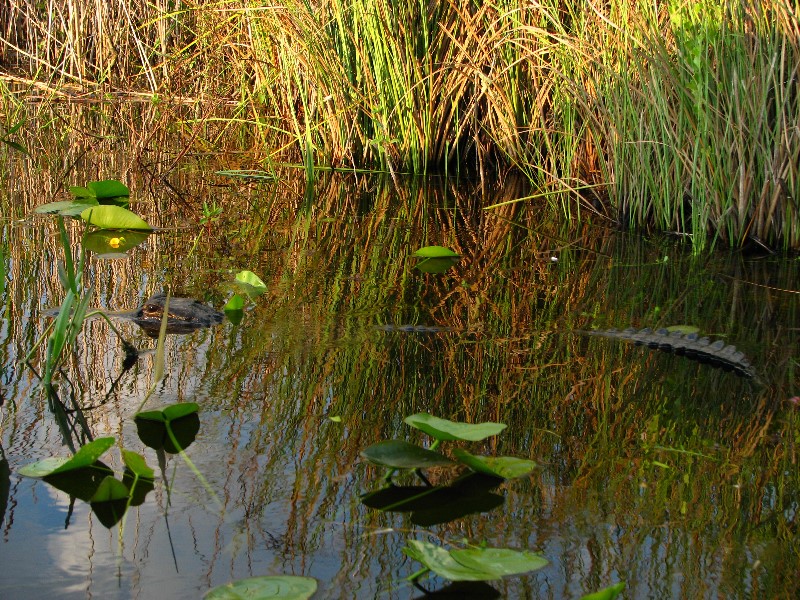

[224,294,245,312]
[415,257,459,273]
[204,576,318,600]
[233,270,267,298]
[18,437,116,478]
[69,185,95,199]
[82,230,150,255]
[412,245,460,258]
[80,205,152,231]
[404,540,547,582]
[580,582,626,600]
[87,179,130,199]
[134,404,200,453]
[90,476,130,502]
[360,440,455,469]
[404,413,507,442]
[35,198,99,216]
[163,402,200,421]
[121,449,154,480]
[452,449,537,479]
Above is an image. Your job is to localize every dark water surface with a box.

[0,117,799,599]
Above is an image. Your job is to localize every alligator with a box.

[125,292,224,336]
[581,327,756,379]
[43,292,224,337]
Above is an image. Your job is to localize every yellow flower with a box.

[109,237,125,249]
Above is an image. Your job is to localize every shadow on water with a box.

[0,103,798,598]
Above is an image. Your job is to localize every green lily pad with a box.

[580,582,626,600]
[403,540,547,582]
[83,230,150,255]
[80,205,152,231]
[121,449,154,480]
[360,440,455,469]
[412,245,460,258]
[224,294,245,312]
[35,198,99,216]
[415,257,460,273]
[404,413,507,442]
[87,179,130,200]
[452,449,537,479]
[18,437,116,478]
[134,403,200,453]
[90,475,130,502]
[204,576,318,600]
[233,270,267,299]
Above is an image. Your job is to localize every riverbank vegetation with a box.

[1,0,798,251]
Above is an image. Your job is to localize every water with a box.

[0,108,798,599]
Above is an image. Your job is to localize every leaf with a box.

[69,185,95,199]
[121,449,154,480]
[233,270,267,298]
[134,404,200,453]
[224,294,245,311]
[360,440,455,469]
[404,413,507,442]
[404,540,547,582]
[18,437,116,478]
[80,205,152,231]
[415,257,459,273]
[452,449,537,479]
[87,179,130,199]
[90,476,129,502]
[34,198,98,216]
[580,582,626,600]
[204,576,318,600]
[412,245,460,258]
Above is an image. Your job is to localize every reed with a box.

[1,0,798,250]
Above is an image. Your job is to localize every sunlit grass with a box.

[1,0,798,250]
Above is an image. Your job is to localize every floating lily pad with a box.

[90,476,131,528]
[80,205,152,231]
[204,576,318,600]
[452,449,537,479]
[34,198,98,216]
[403,540,548,582]
[360,440,455,469]
[121,449,154,480]
[415,257,460,273]
[18,437,116,478]
[83,230,150,255]
[412,245,460,258]
[233,270,267,299]
[90,475,129,503]
[404,413,507,442]
[134,403,200,453]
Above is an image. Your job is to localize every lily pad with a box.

[90,475,130,503]
[18,437,116,478]
[403,540,547,582]
[412,245,460,258]
[35,198,98,216]
[121,449,154,480]
[204,576,318,600]
[452,449,537,479]
[87,179,130,200]
[404,413,507,442]
[83,230,150,255]
[80,205,152,231]
[360,440,455,469]
[415,257,460,273]
[233,270,267,299]
[134,403,200,453]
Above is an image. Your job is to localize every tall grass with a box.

[1,0,798,250]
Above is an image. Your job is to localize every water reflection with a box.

[0,113,798,598]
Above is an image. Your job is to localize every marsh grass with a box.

[1,0,799,249]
